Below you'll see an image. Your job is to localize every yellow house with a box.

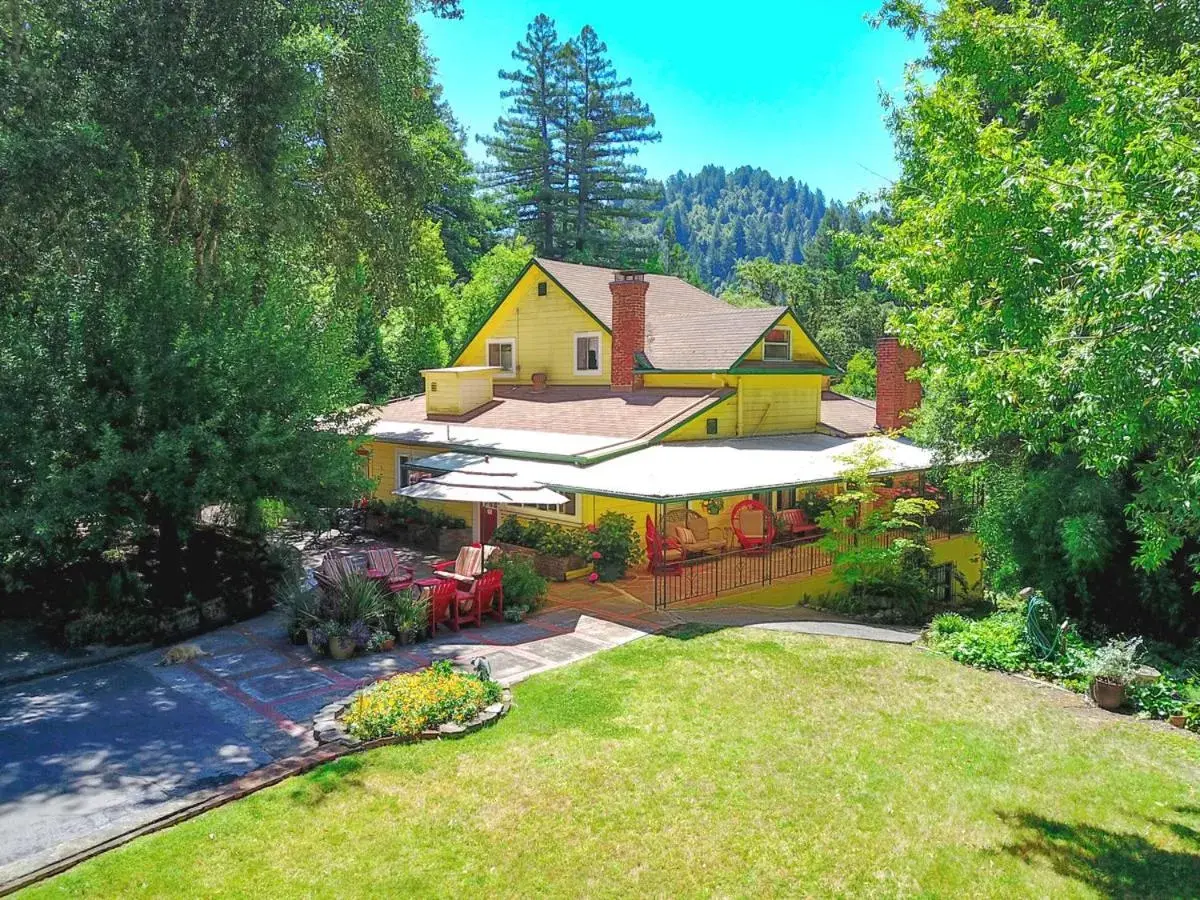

[363,258,979,609]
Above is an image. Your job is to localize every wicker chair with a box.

[665,508,728,556]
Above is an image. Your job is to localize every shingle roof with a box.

[535,258,786,371]
[374,385,732,440]
[818,390,878,437]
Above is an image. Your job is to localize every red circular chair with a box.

[730,499,776,553]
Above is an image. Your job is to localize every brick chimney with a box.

[875,336,923,431]
[609,270,647,390]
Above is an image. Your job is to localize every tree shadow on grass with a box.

[660,623,726,641]
[996,809,1200,898]
[285,756,365,808]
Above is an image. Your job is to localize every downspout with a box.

[736,376,744,437]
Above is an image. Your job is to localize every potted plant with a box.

[1086,637,1142,711]
[324,624,355,657]
[367,629,395,653]
[588,512,640,581]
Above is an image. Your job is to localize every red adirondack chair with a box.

[644,516,684,574]
[730,499,776,554]
[366,548,414,592]
[427,579,460,635]
[455,568,503,628]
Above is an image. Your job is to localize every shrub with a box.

[492,516,589,558]
[342,661,502,740]
[589,512,641,580]
[489,552,547,612]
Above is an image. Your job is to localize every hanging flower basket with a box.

[702,498,724,516]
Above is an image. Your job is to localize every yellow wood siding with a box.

[365,440,473,526]
[665,395,738,441]
[454,265,612,385]
[646,372,822,438]
[423,375,460,415]
[741,375,822,435]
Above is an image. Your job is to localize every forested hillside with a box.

[654,165,845,289]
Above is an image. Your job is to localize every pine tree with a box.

[480,15,566,256]
[555,25,660,260]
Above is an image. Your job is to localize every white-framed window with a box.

[395,454,410,489]
[487,338,516,376]
[500,492,579,523]
[763,328,791,361]
[573,332,602,375]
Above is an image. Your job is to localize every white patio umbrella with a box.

[393,471,569,506]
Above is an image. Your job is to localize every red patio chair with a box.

[427,579,459,635]
[455,568,503,628]
[645,516,684,574]
[776,509,822,543]
[730,499,776,554]
[366,548,414,592]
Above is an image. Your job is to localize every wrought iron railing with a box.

[651,513,962,610]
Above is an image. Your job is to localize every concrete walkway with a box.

[0,593,915,887]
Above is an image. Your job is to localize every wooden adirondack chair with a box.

[365,548,415,591]
[427,578,460,635]
[453,567,503,629]
[315,553,367,594]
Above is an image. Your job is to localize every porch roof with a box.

[411,433,938,502]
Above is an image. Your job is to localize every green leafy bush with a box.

[491,516,589,557]
[926,603,1200,727]
[489,552,548,613]
[343,662,502,740]
[589,512,641,580]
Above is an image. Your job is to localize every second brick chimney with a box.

[609,270,648,391]
[875,336,923,431]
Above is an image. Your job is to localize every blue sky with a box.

[419,1,922,202]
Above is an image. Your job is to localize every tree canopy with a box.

[868,0,1200,607]
[482,15,660,264]
[0,0,487,574]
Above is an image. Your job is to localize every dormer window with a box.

[763,328,791,361]
[574,332,601,375]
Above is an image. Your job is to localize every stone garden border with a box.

[313,685,512,748]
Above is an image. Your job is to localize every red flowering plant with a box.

[587,512,642,582]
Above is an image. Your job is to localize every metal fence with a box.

[651,513,958,610]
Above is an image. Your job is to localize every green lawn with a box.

[24,627,1200,898]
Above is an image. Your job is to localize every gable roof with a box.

[534,258,833,372]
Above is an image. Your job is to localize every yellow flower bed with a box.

[343,662,502,740]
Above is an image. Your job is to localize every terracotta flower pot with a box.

[328,635,356,660]
[1090,678,1126,711]
[376,638,396,653]
[1168,713,1188,729]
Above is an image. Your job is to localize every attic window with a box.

[763,328,791,361]
[537,281,548,296]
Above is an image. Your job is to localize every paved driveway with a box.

[0,603,650,884]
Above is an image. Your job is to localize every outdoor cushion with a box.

[674,526,696,545]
